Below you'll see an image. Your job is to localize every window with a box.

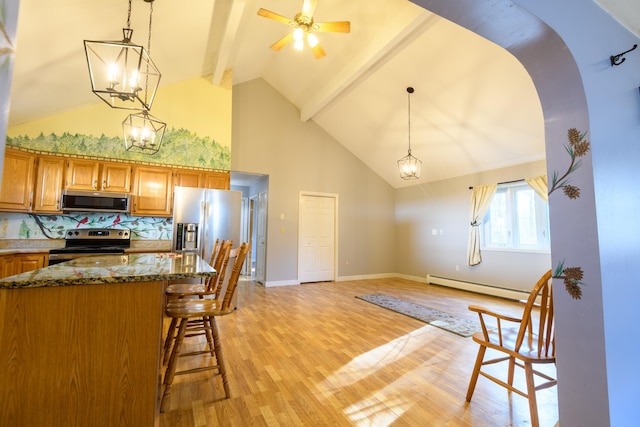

[482,183,549,252]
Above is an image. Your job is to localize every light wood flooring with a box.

[159,277,558,426]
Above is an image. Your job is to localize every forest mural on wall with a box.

[0,212,172,240]
[6,127,231,170]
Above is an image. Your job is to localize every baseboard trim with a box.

[426,274,530,301]
[263,279,299,287]
[337,273,397,282]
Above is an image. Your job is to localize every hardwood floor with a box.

[159,277,558,426]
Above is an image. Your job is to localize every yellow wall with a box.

[7,76,231,149]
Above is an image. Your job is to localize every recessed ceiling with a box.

[8,0,638,188]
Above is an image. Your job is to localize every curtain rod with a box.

[468,178,524,190]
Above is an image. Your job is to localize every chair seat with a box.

[165,283,210,297]
[472,329,555,363]
[165,299,233,318]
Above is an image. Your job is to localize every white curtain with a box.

[467,184,498,266]
[525,175,548,202]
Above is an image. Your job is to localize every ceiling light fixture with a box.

[120,0,166,155]
[122,110,166,154]
[398,87,422,180]
[84,0,161,111]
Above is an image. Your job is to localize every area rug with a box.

[356,294,482,338]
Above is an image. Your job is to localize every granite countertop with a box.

[0,252,215,289]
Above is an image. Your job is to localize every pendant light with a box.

[122,110,166,154]
[120,0,166,154]
[397,87,422,180]
[84,0,161,111]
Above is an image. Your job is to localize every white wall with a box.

[232,78,397,285]
[396,160,551,291]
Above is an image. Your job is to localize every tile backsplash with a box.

[0,212,172,240]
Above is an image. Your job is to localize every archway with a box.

[409,0,608,425]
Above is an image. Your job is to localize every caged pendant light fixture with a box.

[120,0,166,154]
[397,87,422,180]
[84,0,161,111]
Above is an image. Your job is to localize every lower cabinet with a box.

[0,253,47,279]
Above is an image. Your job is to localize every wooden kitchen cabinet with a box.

[132,165,173,217]
[0,253,47,279]
[101,162,131,192]
[204,171,230,190]
[174,170,203,188]
[65,158,100,191]
[33,156,65,213]
[0,255,14,279]
[0,149,35,212]
[13,253,47,274]
[66,159,131,192]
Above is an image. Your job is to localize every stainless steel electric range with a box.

[48,228,131,265]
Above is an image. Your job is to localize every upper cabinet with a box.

[0,149,229,216]
[174,170,230,190]
[66,159,131,193]
[132,165,173,217]
[65,158,99,191]
[204,171,230,190]
[0,149,35,212]
[101,163,131,193]
[174,170,203,188]
[33,156,65,213]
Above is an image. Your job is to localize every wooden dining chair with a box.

[160,242,250,412]
[465,269,555,427]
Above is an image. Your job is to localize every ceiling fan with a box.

[257,0,350,59]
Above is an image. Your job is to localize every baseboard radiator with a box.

[426,274,530,301]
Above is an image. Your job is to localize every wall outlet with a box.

[455,265,460,271]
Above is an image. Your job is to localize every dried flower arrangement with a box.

[550,128,590,300]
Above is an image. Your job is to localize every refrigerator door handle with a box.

[201,200,208,260]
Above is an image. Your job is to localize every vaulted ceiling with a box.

[8,0,639,188]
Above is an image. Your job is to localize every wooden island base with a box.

[0,280,164,427]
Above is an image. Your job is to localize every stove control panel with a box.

[65,228,130,240]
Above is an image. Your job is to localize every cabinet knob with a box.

[93,180,97,190]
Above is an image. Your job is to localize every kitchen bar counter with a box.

[0,252,214,288]
[0,253,214,427]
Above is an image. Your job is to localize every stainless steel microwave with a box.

[61,190,131,213]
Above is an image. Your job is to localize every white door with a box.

[255,191,267,284]
[298,194,336,283]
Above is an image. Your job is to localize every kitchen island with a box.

[0,253,215,427]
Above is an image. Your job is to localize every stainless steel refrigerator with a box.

[172,186,242,306]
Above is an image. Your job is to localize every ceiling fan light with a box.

[293,27,304,41]
[307,33,319,48]
[294,39,304,51]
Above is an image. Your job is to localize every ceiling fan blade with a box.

[257,8,293,25]
[270,32,295,51]
[310,43,326,60]
[315,21,351,33]
[302,0,318,17]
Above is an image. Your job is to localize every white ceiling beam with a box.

[299,10,439,122]
[211,0,248,85]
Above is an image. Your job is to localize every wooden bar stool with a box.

[160,242,249,412]
[162,240,232,364]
